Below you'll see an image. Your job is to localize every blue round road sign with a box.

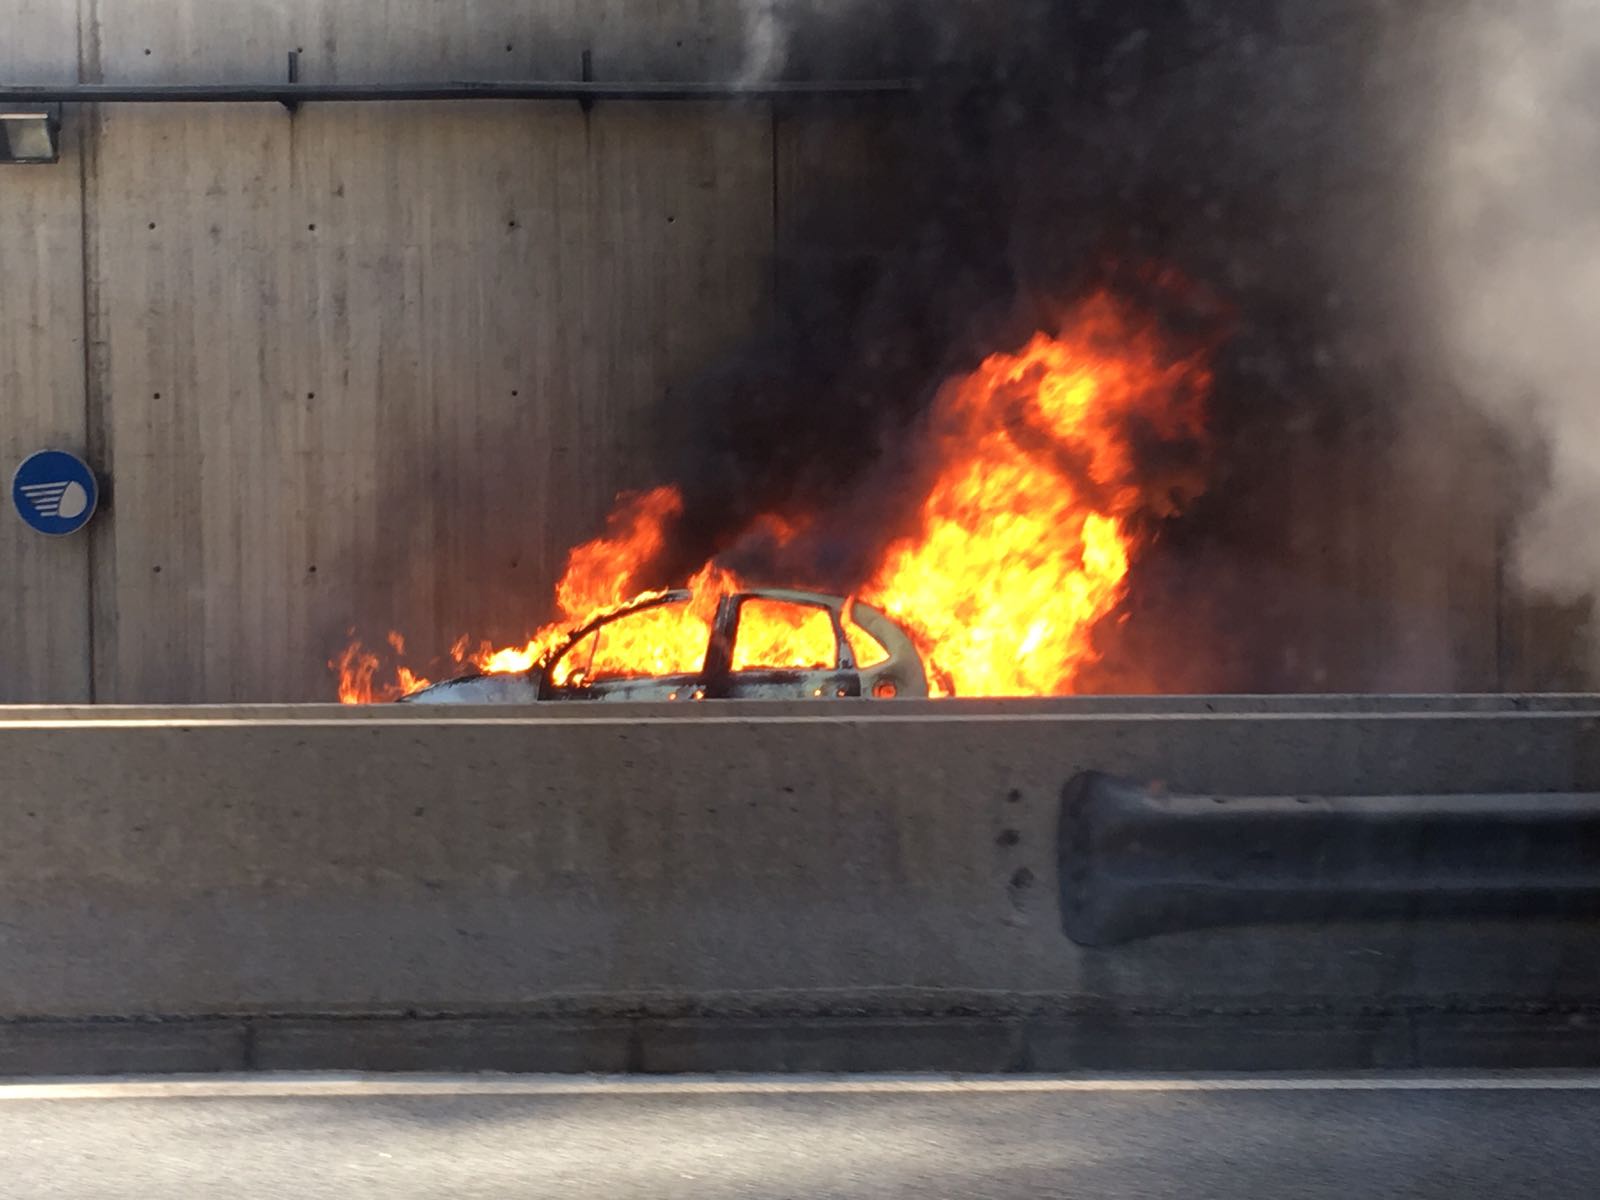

[11,450,98,536]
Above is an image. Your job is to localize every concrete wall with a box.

[1,0,883,702]
[0,703,1597,1070]
[1,2,93,701]
[80,0,785,704]
[0,1,1588,702]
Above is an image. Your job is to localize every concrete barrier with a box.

[0,700,1597,1072]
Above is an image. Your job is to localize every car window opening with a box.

[732,598,837,672]
[842,604,891,669]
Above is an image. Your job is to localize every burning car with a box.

[401,587,928,704]
[336,289,1215,705]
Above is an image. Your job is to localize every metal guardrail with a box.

[1060,771,1600,946]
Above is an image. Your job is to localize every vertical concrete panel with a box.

[1498,598,1593,692]
[0,2,92,701]
[87,104,296,701]
[285,101,772,696]
[1276,409,1501,692]
[83,0,299,701]
[1385,399,1507,692]
[80,1,773,700]
[1277,399,1509,693]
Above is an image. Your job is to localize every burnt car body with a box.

[401,587,929,704]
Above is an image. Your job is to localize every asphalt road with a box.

[0,1074,1596,1199]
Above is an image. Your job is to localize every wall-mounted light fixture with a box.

[0,104,61,163]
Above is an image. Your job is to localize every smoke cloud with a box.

[1424,2,1600,635]
[641,1,1600,690]
[734,0,891,85]
[736,0,789,83]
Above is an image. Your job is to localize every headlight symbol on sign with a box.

[11,450,98,536]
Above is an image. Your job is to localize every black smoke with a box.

[641,1,1493,692]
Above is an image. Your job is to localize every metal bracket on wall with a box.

[0,101,61,163]
[281,50,300,114]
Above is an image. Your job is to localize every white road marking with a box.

[0,1072,1595,1101]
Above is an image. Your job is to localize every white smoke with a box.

[733,0,887,85]
[738,0,790,83]
[1425,3,1600,614]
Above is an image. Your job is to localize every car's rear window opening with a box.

[842,606,892,669]
[732,599,837,672]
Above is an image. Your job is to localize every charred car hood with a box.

[399,670,543,705]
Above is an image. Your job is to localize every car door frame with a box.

[700,590,864,700]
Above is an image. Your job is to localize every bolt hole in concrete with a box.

[997,829,1021,847]
[1008,866,1035,913]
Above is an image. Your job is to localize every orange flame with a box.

[332,640,379,705]
[861,292,1209,694]
[336,289,1210,702]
